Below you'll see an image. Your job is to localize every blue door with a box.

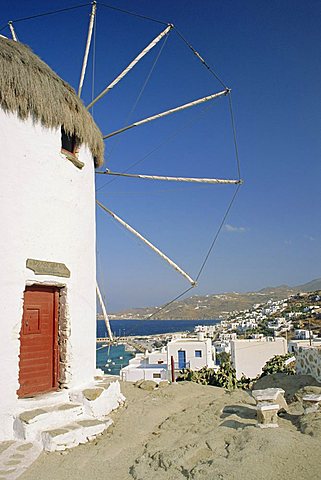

[178,350,186,369]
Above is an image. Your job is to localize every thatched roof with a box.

[0,38,104,167]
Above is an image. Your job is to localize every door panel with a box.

[18,286,59,398]
[178,350,186,369]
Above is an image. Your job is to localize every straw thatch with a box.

[0,38,104,167]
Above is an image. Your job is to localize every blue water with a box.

[97,319,220,338]
[96,343,135,376]
[96,319,220,375]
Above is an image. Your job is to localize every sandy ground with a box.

[20,374,321,480]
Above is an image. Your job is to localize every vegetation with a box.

[260,353,296,376]
[176,353,296,391]
[177,354,237,390]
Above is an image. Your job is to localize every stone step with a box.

[14,403,84,442]
[41,417,113,451]
[69,380,125,419]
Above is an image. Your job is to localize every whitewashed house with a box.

[167,334,215,372]
[120,350,168,383]
[0,38,123,447]
[230,337,287,379]
[294,329,313,340]
[120,334,215,383]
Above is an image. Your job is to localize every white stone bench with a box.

[252,388,287,411]
[302,394,321,414]
[256,403,279,428]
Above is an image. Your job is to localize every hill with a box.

[108,278,321,321]
[296,278,321,292]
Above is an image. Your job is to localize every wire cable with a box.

[173,27,228,90]
[195,183,241,282]
[133,184,241,321]
[99,3,169,26]
[227,92,241,180]
[146,286,196,320]
[106,32,169,162]
[96,100,217,192]
[6,3,91,25]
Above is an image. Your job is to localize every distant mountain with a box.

[295,278,321,293]
[108,278,321,321]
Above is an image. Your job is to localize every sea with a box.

[96,319,220,375]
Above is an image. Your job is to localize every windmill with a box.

[3,2,242,341]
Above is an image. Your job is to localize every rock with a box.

[158,381,169,389]
[82,388,104,401]
[253,373,321,402]
[299,412,321,437]
[137,380,158,391]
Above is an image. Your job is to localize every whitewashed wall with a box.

[167,338,214,370]
[121,365,167,383]
[230,338,287,379]
[0,110,97,439]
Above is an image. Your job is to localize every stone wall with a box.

[296,347,321,382]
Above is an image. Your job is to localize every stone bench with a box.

[302,394,321,414]
[252,388,287,411]
[256,403,279,428]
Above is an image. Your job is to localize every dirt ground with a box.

[20,374,321,480]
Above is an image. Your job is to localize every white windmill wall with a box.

[0,109,97,439]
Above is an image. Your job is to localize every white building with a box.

[230,337,287,379]
[167,334,215,372]
[120,334,215,383]
[213,341,231,358]
[0,38,106,440]
[194,324,217,337]
[294,329,313,340]
[120,350,168,383]
[288,338,321,354]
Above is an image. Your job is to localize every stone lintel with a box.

[26,259,70,278]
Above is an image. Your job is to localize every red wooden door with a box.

[18,286,59,398]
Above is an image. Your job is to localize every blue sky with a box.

[3,1,321,311]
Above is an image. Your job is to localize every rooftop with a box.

[0,38,104,166]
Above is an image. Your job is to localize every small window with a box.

[195,350,202,358]
[157,360,164,364]
[61,127,79,156]
[61,127,84,169]
[153,373,161,379]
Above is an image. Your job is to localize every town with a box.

[118,289,321,383]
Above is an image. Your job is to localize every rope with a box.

[195,183,241,282]
[97,200,196,286]
[120,286,195,334]
[173,27,228,90]
[99,3,169,26]
[103,89,228,139]
[106,32,169,161]
[96,21,242,324]
[96,100,218,192]
[172,27,241,182]
[134,184,241,321]
[228,92,241,180]
[124,33,170,128]
[146,286,196,320]
[7,3,91,25]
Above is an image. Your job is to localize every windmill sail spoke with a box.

[8,22,18,41]
[97,200,196,286]
[78,1,97,97]
[87,24,172,110]
[97,170,242,185]
[96,281,113,341]
[103,89,229,139]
